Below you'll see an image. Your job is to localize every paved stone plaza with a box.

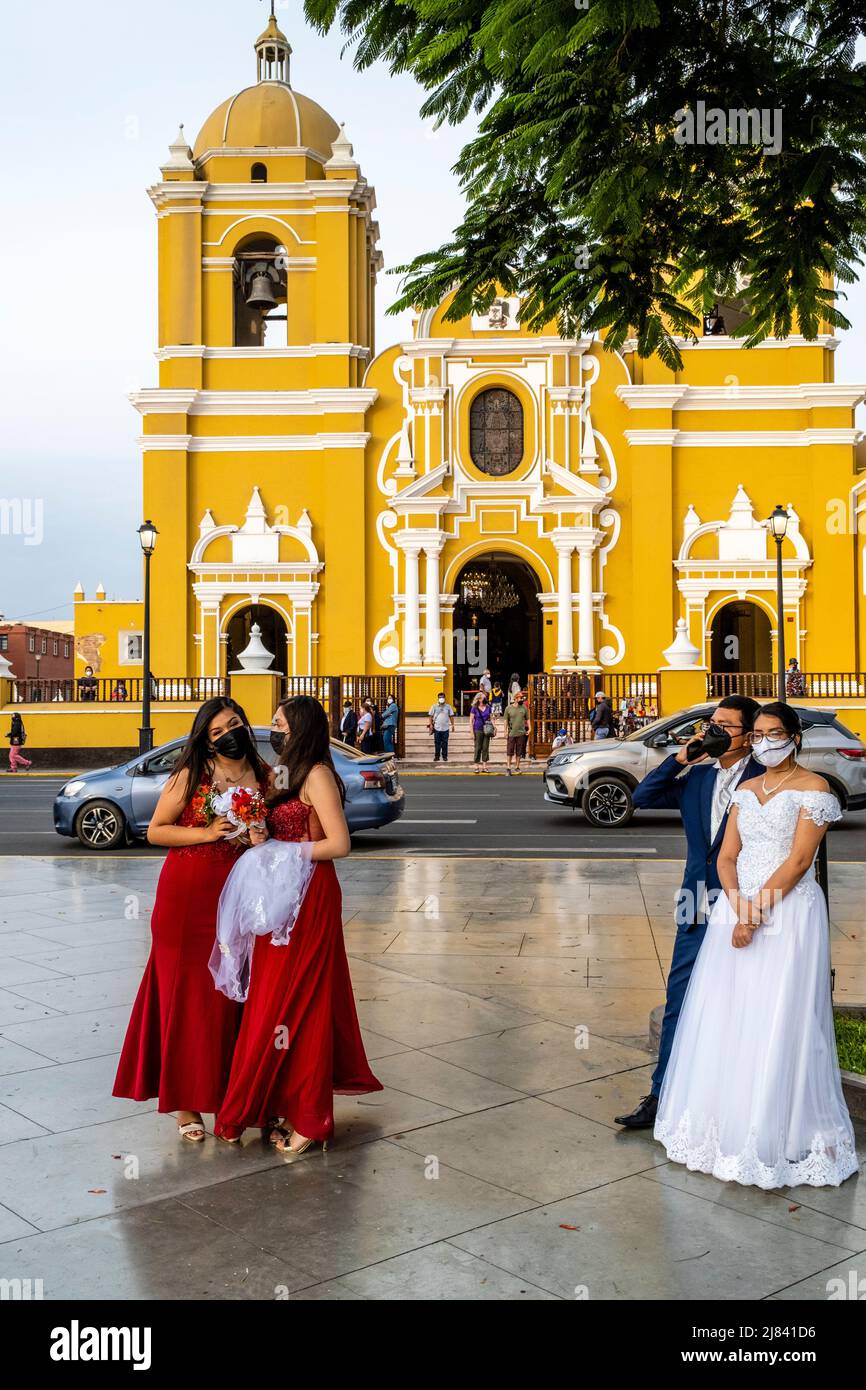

[0,852,863,1301]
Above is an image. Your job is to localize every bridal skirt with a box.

[655,880,859,1189]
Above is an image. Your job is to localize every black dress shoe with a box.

[614,1094,658,1129]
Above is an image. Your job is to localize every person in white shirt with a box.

[427,694,455,763]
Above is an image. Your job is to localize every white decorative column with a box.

[402,540,423,665]
[555,542,575,664]
[576,543,597,664]
[424,542,444,666]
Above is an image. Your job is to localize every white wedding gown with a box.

[655,788,859,1189]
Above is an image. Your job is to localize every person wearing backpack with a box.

[6,713,32,772]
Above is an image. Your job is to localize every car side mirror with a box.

[649,732,671,748]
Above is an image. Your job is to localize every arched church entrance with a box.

[225,604,289,674]
[710,600,772,675]
[451,553,542,702]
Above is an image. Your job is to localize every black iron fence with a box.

[279,674,406,757]
[528,672,661,756]
[9,676,228,704]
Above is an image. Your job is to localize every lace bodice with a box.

[268,797,313,843]
[730,788,841,896]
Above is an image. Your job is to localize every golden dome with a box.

[194,83,340,160]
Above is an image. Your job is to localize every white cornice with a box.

[139,433,370,453]
[625,428,861,448]
[402,336,594,358]
[195,147,331,165]
[623,429,678,446]
[154,344,370,361]
[130,389,378,417]
[621,334,839,353]
[617,383,865,411]
[147,183,207,211]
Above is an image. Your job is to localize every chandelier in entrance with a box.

[459,558,521,615]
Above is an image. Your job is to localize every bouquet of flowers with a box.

[204,785,267,841]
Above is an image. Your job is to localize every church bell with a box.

[245,268,279,311]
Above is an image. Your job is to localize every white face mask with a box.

[751,735,796,768]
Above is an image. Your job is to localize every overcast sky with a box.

[2,0,864,625]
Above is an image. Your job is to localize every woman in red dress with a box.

[113,697,268,1142]
[215,695,382,1156]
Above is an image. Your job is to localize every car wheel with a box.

[583,777,634,828]
[75,800,126,851]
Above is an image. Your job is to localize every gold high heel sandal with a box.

[276,1132,330,1159]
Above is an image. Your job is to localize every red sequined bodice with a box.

[268,797,313,843]
[170,777,266,860]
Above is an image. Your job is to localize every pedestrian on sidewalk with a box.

[5,713,32,772]
[357,699,377,753]
[427,692,455,763]
[490,679,505,717]
[479,668,493,698]
[381,694,400,755]
[370,700,384,752]
[590,691,616,740]
[470,693,496,773]
[508,671,523,702]
[504,690,530,774]
[339,700,358,747]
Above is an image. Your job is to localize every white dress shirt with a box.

[696,754,750,924]
[710,754,750,844]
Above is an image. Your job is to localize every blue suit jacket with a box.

[632,752,764,929]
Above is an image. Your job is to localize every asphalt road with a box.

[3,772,866,861]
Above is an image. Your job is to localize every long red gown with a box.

[112,780,246,1113]
[215,797,382,1141]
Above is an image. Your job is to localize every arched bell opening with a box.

[233,234,288,347]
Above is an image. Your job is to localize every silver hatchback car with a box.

[543,703,866,828]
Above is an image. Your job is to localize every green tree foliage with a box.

[304,0,866,365]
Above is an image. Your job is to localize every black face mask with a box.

[686,722,733,762]
[212,727,252,762]
[269,729,286,754]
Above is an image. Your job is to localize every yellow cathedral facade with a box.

[73,14,866,714]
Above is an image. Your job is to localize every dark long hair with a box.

[268,695,346,807]
[171,696,267,807]
[755,701,803,749]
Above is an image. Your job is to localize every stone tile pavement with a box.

[0,853,863,1300]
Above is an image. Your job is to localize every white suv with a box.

[544,704,866,828]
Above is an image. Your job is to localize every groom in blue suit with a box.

[614,695,763,1128]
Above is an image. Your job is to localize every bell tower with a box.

[132,15,383,680]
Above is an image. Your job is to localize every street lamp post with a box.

[138,521,159,754]
[767,504,789,703]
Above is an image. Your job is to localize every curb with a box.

[0,771,83,778]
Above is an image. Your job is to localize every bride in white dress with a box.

[655,702,859,1189]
